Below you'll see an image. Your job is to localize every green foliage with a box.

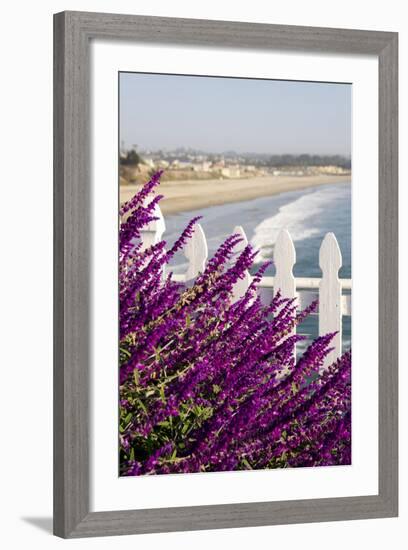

[121,149,143,167]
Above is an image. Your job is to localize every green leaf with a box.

[158,420,170,429]
[241,458,252,470]
[120,346,131,358]
[159,385,166,404]
[135,398,148,416]
[154,346,162,361]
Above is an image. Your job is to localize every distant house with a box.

[211,159,225,170]
[143,158,155,168]
[314,165,349,175]
[176,161,193,170]
[272,169,304,177]
[221,166,241,178]
[192,161,212,172]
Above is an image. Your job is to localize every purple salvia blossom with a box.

[118,174,352,475]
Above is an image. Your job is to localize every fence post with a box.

[184,223,208,281]
[319,232,342,371]
[231,225,252,301]
[274,229,296,301]
[274,230,297,363]
[140,201,165,251]
[139,201,166,279]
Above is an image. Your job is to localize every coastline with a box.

[120,174,351,215]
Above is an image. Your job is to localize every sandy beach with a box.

[120,174,350,215]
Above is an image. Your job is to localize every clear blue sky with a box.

[119,72,351,156]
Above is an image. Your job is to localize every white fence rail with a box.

[141,203,351,368]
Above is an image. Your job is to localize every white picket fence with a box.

[141,203,351,369]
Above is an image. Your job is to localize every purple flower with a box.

[118,174,352,476]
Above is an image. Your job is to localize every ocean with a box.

[163,181,351,352]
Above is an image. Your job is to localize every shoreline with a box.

[120,174,350,215]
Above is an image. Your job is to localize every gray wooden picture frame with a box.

[53,10,398,538]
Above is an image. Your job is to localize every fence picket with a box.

[231,225,252,301]
[184,223,208,281]
[274,229,296,301]
[140,201,166,251]
[274,230,297,363]
[319,232,342,370]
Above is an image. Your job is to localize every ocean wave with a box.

[251,184,349,261]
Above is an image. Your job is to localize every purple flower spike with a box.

[118,174,351,476]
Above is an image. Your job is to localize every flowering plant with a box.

[119,172,351,476]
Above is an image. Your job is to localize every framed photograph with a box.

[53,11,398,538]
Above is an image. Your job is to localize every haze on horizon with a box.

[120,72,351,157]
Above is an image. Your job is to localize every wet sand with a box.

[120,174,351,215]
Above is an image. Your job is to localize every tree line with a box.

[267,154,351,169]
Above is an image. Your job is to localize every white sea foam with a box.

[251,184,349,261]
